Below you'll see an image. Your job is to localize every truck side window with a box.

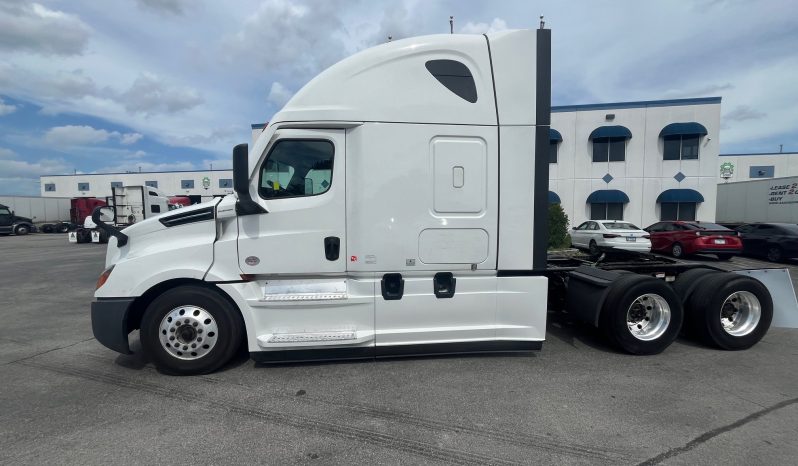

[259,140,334,199]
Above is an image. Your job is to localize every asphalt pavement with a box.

[1,234,797,465]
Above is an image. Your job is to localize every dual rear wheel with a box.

[600,270,773,354]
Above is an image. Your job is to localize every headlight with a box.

[96,265,115,290]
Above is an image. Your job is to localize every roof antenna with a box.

[539,15,545,29]
[779,144,783,153]
[449,16,454,34]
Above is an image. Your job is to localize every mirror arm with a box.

[91,207,128,247]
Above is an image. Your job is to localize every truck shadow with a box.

[545,311,617,353]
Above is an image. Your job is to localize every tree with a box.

[548,203,570,249]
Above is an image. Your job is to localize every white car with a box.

[570,220,651,254]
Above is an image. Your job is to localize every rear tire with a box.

[672,268,721,303]
[766,246,783,263]
[41,224,55,234]
[600,274,684,355]
[140,285,244,375]
[686,274,773,350]
[671,242,684,258]
[589,240,599,256]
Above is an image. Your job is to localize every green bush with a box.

[548,203,570,249]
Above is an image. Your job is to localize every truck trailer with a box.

[717,175,798,225]
[89,28,789,375]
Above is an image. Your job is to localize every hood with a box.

[15,215,33,223]
[105,198,221,268]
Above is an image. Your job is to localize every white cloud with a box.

[0,147,16,158]
[135,0,189,15]
[43,125,151,147]
[120,72,204,115]
[120,132,143,145]
[222,0,351,79]
[459,18,508,35]
[0,156,70,178]
[44,125,113,146]
[0,97,16,115]
[0,2,90,55]
[93,160,197,174]
[267,82,293,107]
[724,105,767,122]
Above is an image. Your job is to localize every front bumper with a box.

[91,298,135,354]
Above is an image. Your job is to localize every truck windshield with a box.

[0,207,10,215]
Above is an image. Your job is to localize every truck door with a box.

[0,205,12,233]
[238,129,347,275]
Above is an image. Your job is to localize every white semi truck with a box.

[90,28,787,375]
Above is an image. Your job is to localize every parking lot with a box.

[1,234,797,465]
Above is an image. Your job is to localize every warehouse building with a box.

[549,97,720,228]
[40,169,235,203]
[42,97,723,228]
[717,151,798,183]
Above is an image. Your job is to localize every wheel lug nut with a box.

[197,337,202,342]
[170,328,175,333]
[169,336,175,341]
[183,345,188,350]
[192,322,198,327]
[191,343,196,348]
[197,329,203,334]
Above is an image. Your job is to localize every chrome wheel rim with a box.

[626,294,671,341]
[159,306,218,360]
[720,291,761,337]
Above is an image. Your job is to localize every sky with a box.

[0,0,796,195]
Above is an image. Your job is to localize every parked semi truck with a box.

[90,28,791,375]
[717,175,798,225]
[70,186,172,243]
[0,204,35,235]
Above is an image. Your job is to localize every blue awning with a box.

[549,128,562,142]
[659,122,708,138]
[656,189,705,203]
[586,189,630,204]
[548,191,561,204]
[589,125,632,140]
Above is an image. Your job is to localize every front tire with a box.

[686,274,773,350]
[600,274,684,355]
[14,224,30,235]
[140,285,244,375]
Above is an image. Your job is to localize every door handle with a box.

[324,236,340,261]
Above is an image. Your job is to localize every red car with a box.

[644,221,742,260]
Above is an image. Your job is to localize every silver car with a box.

[570,220,652,254]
